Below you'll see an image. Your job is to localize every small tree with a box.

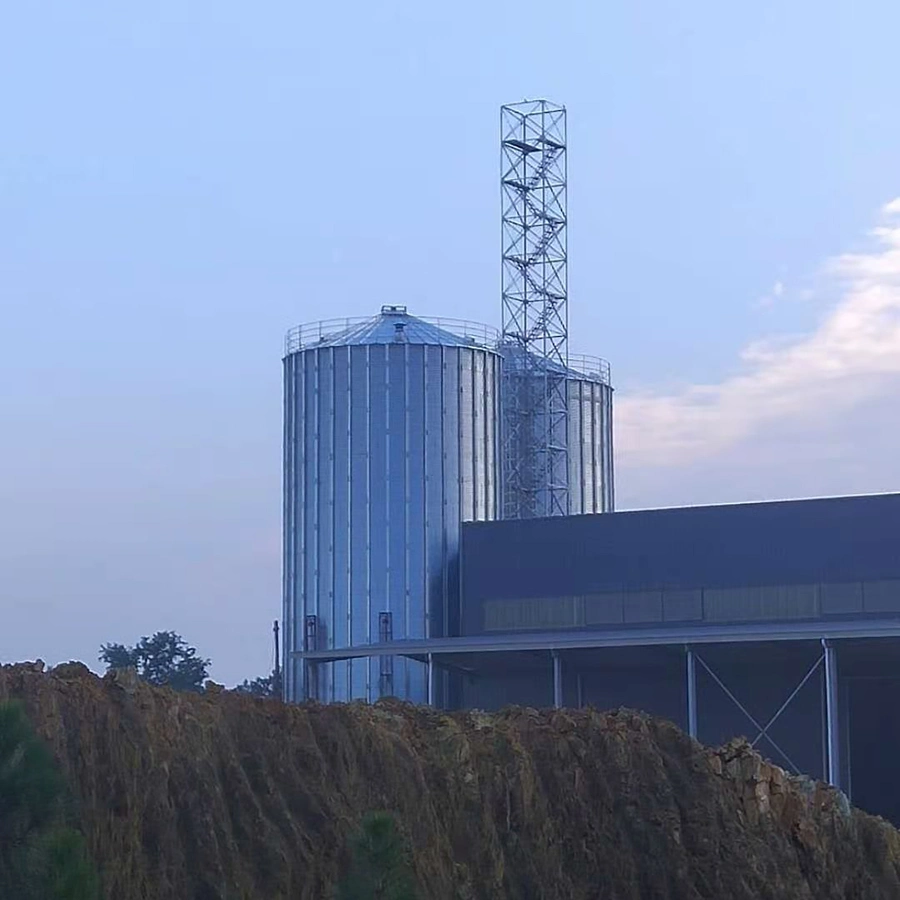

[336,811,418,900]
[0,701,99,900]
[0,700,63,859]
[235,667,283,699]
[100,631,210,692]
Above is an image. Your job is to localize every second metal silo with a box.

[499,345,614,518]
[283,306,501,705]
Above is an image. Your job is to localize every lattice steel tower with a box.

[501,99,569,519]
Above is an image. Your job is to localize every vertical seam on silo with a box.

[462,347,469,634]
[282,358,288,698]
[487,351,493,520]
[310,352,319,700]
[587,382,594,512]
[473,349,479,521]
[441,345,448,640]
[364,344,371,701]
[298,353,306,699]
[403,341,411,700]
[481,349,489,520]
[569,378,576,514]
[486,351,491,518]
[597,383,603,511]
[585,383,591,512]
[384,343,391,699]
[495,353,501,520]
[314,351,320,693]
[329,345,337,702]
[576,380,583,514]
[608,385,615,512]
[595,384,602,512]
[283,356,292,700]
[596,383,601,512]
[469,349,475,521]
[423,346,430,642]
[384,342,391,628]
[345,347,352,700]
[597,384,604,511]
[472,349,478,520]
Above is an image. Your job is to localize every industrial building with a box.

[296,492,900,824]
[282,99,900,825]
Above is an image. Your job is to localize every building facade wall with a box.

[460,494,900,636]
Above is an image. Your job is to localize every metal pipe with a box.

[822,638,841,788]
[686,646,698,739]
[552,650,562,709]
[426,653,434,706]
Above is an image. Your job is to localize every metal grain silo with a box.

[283,306,501,704]
[499,345,614,517]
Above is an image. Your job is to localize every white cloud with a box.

[616,198,900,481]
[753,279,786,309]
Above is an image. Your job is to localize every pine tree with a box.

[0,701,100,899]
[337,811,418,900]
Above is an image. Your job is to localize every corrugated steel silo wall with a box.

[283,342,501,703]
[566,378,615,514]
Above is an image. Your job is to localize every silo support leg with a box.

[686,646,698,740]
[552,650,562,709]
[823,639,841,789]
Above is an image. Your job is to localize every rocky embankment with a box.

[2,661,899,899]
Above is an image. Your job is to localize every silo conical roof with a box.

[304,306,482,348]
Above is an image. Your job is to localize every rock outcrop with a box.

[1,662,899,899]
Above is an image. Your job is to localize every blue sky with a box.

[2,0,899,683]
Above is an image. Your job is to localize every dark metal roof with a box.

[462,493,900,599]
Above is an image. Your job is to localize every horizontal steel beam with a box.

[290,617,900,663]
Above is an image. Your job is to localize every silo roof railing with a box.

[567,353,612,385]
[285,313,501,355]
[498,343,612,386]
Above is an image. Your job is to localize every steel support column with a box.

[576,671,584,709]
[426,652,434,706]
[843,679,852,801]
[823,639,840,788]
[686,646,698,740]
[552,650,562,709]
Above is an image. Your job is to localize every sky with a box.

[2,0,899,684]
